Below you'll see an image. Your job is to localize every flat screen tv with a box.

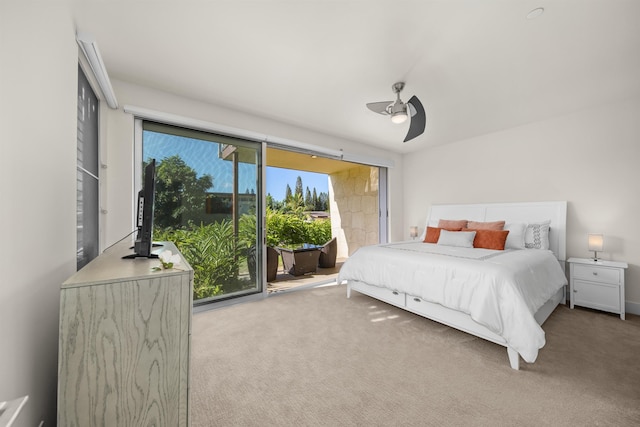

[123,159,159,259]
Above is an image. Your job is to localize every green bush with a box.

[154,210,332,300]
[305,218,332,245]
[238,212,258,249]
[154,221,243,300]
[265,208,331,247]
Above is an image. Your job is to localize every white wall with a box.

[103,80,405,246]
[0,2,77,426]
[403,97,640,311]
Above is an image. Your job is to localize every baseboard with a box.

[625,301,640,316]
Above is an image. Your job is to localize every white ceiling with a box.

[71,1,640,154]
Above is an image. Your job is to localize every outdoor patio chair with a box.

[318,237,337,268]
[267,246,279,282]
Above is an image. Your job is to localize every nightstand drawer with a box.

[573,279,621,313]
[572,264,620,285]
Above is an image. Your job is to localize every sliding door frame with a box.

[378,166,388,244]
[132,115,267,311]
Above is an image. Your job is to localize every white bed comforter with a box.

[337,242,568,363]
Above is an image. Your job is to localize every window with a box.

[76,65,99,270]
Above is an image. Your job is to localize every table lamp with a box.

[588,233,604,261]
[410,226,419,240]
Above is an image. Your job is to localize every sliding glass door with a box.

[141,121,263,305]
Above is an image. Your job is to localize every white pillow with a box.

[437,230,476,248]
[504,223,526,249]
[525,220,550,250]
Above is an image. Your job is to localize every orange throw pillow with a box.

[467,220,505,230]
[463,228,510,250]
[438,219,468,229]
[424,226,463,243]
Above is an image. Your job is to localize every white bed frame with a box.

[346,201,567,370]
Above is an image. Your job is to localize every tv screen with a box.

[123,159,159,259]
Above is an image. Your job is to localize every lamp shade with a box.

[588,234,604,252]
[409,226,419,238]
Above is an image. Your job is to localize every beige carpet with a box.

[191,284,640,426]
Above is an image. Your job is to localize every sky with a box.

[143,130,328,201]
[266,167,328,201]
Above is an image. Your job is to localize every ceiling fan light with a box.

[391,111,408,124]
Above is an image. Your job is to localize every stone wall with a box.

[329,165,379,258]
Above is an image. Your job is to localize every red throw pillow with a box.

[462,228,510,250]
[424,226,463,243]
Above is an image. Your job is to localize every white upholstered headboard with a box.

[424,201,567,261]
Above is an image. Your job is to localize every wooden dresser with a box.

[58,241,193,426]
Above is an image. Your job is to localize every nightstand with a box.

[568,257,628,320]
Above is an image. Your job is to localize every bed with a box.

[338,201,568,370]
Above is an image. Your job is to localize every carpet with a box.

[190,283,640,426]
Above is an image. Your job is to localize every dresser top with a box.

[63,240,193,288]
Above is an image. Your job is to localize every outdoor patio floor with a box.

[267,258,346,293]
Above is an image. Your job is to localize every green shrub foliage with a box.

[154,211,331,301]
[265,208,331,248]
[154,221,244,300]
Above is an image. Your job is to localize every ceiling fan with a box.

[366,82,426,142]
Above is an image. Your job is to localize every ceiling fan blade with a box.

[366,101,393,115]
[404,95,426,142]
